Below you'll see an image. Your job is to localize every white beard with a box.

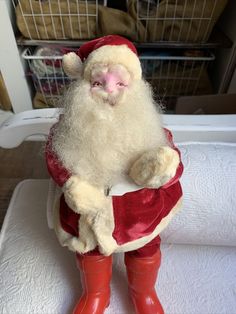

[52,79,167,188]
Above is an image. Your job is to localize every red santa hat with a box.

[62,35,142,80]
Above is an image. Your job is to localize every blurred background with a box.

[0,0,236,118]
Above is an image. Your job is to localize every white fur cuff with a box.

[63,176,111,214]
[129,146,180,188]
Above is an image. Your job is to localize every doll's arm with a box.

[129,129,183,189]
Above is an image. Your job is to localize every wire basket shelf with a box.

[12,0,104,40]
[140,50,214,99]
[133,0,228,43]
[22,47,215,108]
[13,0,228,43]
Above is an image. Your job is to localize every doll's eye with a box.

[92,81,102,87]
[117,82,125,87]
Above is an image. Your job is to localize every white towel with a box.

[162,142,236,246]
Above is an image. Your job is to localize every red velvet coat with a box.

[46,123,183,255]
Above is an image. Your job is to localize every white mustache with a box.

[91,89,124,106]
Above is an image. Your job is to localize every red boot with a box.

[73,254,112,314]
[125,250,164,314]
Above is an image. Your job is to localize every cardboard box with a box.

[0,72,12,111]
[175,94,236,114]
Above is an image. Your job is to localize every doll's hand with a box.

[129,146,179,188]
[63,176,110,214]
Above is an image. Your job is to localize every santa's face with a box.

[89,64,131,106]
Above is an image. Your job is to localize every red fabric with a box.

[125,236,161,257]
[45,121,71,187]
[162,128,184,189]
[76,35,138,62]
[112,182,182,245]
[111,128,183,245]
[77,237,161,258]
[45,125,183,250]
[60,195,80,237]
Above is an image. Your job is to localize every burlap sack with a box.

[16,0,138,40]
[97,5,140,41]
[128,0,228,42]
[0,73,12,111]
[16,0,97,39]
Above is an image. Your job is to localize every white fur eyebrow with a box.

[90,64,108,77]
[90,64,131,81]
[109,65,131,82]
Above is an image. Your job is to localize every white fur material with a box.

[63,176,111,215]
[129,146,180,188]
[77,215,97,252]
[62,52,83,78]
[83,45,142,80]
[61,176,117,254]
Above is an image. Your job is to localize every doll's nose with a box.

[105,84,115,93]
[104,74,116,93]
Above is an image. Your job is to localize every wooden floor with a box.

[0,141,49,229]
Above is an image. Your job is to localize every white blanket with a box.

[162,142,236,246]
[0,180,235,313]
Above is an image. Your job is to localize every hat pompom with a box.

[62,52,83,78]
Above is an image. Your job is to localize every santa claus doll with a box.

[45,35,183,314]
